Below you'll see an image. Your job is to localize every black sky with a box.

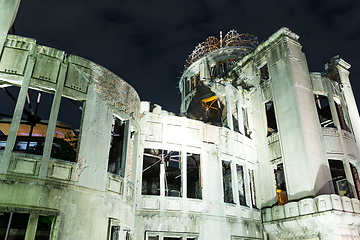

[13,0,360,114]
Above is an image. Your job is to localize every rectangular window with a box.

[191,76,195,91]
[142,148,161,196]
[232,101,240,133]
[259,64,269,83]
[185,77,189,95]
[236,165,246,206]
[314,94,335,128]
[165,151,181,197]
[195,74,200,86]
[249,169,257,208]
[351,163,360,199]
[265,100,277,136]
[210,65,217,79]
[274,164,288,205]
[329,159,352,197]
[222,160,234,203]
[219,61,227,73]
[187,153,201,199]
[108,117,126,176]
[228,59,236,67]
[242,108,250,138]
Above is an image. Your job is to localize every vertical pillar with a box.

[0,0,21,53]
[24,213,39,240]
[38,63,67,180]
[0,56,35,175]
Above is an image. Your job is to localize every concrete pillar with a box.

[0,0,21,53]
[0,56,35,175]
[24,213,39,240]
[38,62,68,180]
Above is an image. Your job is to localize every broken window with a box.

[274,164,288,205]
[314,94,335,128]
[108,117,126,176]
[350,163,360,199]
[259,64,269,84]
[219,61,227,73]
[242,107,250,138]
[236,165,246,206]
[201,93,222,125]
[0,212,54,240]
[329,159,352,197]
[195,74,200,86]
[109,226,120,240]
[210,65,217,78]
[187,153,201,199]
[265,100,277,136]
[191,76,195,91]
[222,160,234,203]
[185,77,189,96]
[142,149,181,197]
[49,96,83,162]
[335,101,350,131]
[231,101,240,133]
[228,59,236,67]
[0,85,20,150]
[249,169,257,208]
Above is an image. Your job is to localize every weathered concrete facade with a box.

[1,1,360,239]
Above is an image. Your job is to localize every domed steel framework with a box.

[184,30,259,69]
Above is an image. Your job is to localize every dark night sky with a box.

[13,0,360,115]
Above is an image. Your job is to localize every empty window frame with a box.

[210,65,217,79]
[228,59,236,67]
[108,117,126,176]
[334,100,351,131]
[242,107,250,138]
[236,165,246,206]
[50,96,83,162]
[222,160,234,203]
[231,101,240,133]
[274,163,288,205]
[350,163,360,199]
[187,153,201,199]
[165,151,181,197]
[265,100,277,136]
[249,169,257,208]
[185,77,190,96]
[314,94,335,128]
[191,76,195,91]
[259,64,270,84]
[0,212,55,240]
[329,159,352,197]
[195,74,200,86]
[219,61,227,73]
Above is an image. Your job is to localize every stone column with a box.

[0,0,21,52]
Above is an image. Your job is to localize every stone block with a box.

[315,194,332,212]
[262,208,272,222]
[272,205,285,220]
[341,196,353,213]
[166,199,182,211]
[299,198,315,215]
[188,201,202,213]
[284,202,299,218]
[351,198,360,214]
[330,194,343,211]
[142,197,159,210]
[12,159,37,175]
[51,164,72,180]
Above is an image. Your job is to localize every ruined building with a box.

[1,1,360,240]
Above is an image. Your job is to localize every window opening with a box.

[259,64,269,84]
[222,160,234,203]
[210,65,217,79]
[228,59,236,67]
[314,94,335,128]
[201,94,222,125]
[185,77,189,96]
[108,117,126,176]
[142,149,181,196]
[164,238,181,240]
[0,212,29,239]
[242,108,250,138]
[335,101,350,131]
[232,101,240,133]
[236,165,246,206]
[329,159,352,197]
[265,100,277,136]
[191,76,195,91]
[274,164,288,205]
[219,61,227,73]
[36,215,54,239]
[148,237,159,240]
[350,163,360,199]
[109,226,120,240]
[195,74,200,86]
[187,153,201,199]
[249,169,257,208]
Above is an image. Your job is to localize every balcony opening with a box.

[329,159,352,197]
[249,169,257,208]
[350,163,360,199]
[222,160,234,203]
[259,64,270,84]
[242,107,251,138]
[314,94,335,128]
[335,101,350,131]
[274,163,288,205]
[187,153,201,199]
[236,165,246,206]
[265,100,277,136]
[108,117,126,177]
